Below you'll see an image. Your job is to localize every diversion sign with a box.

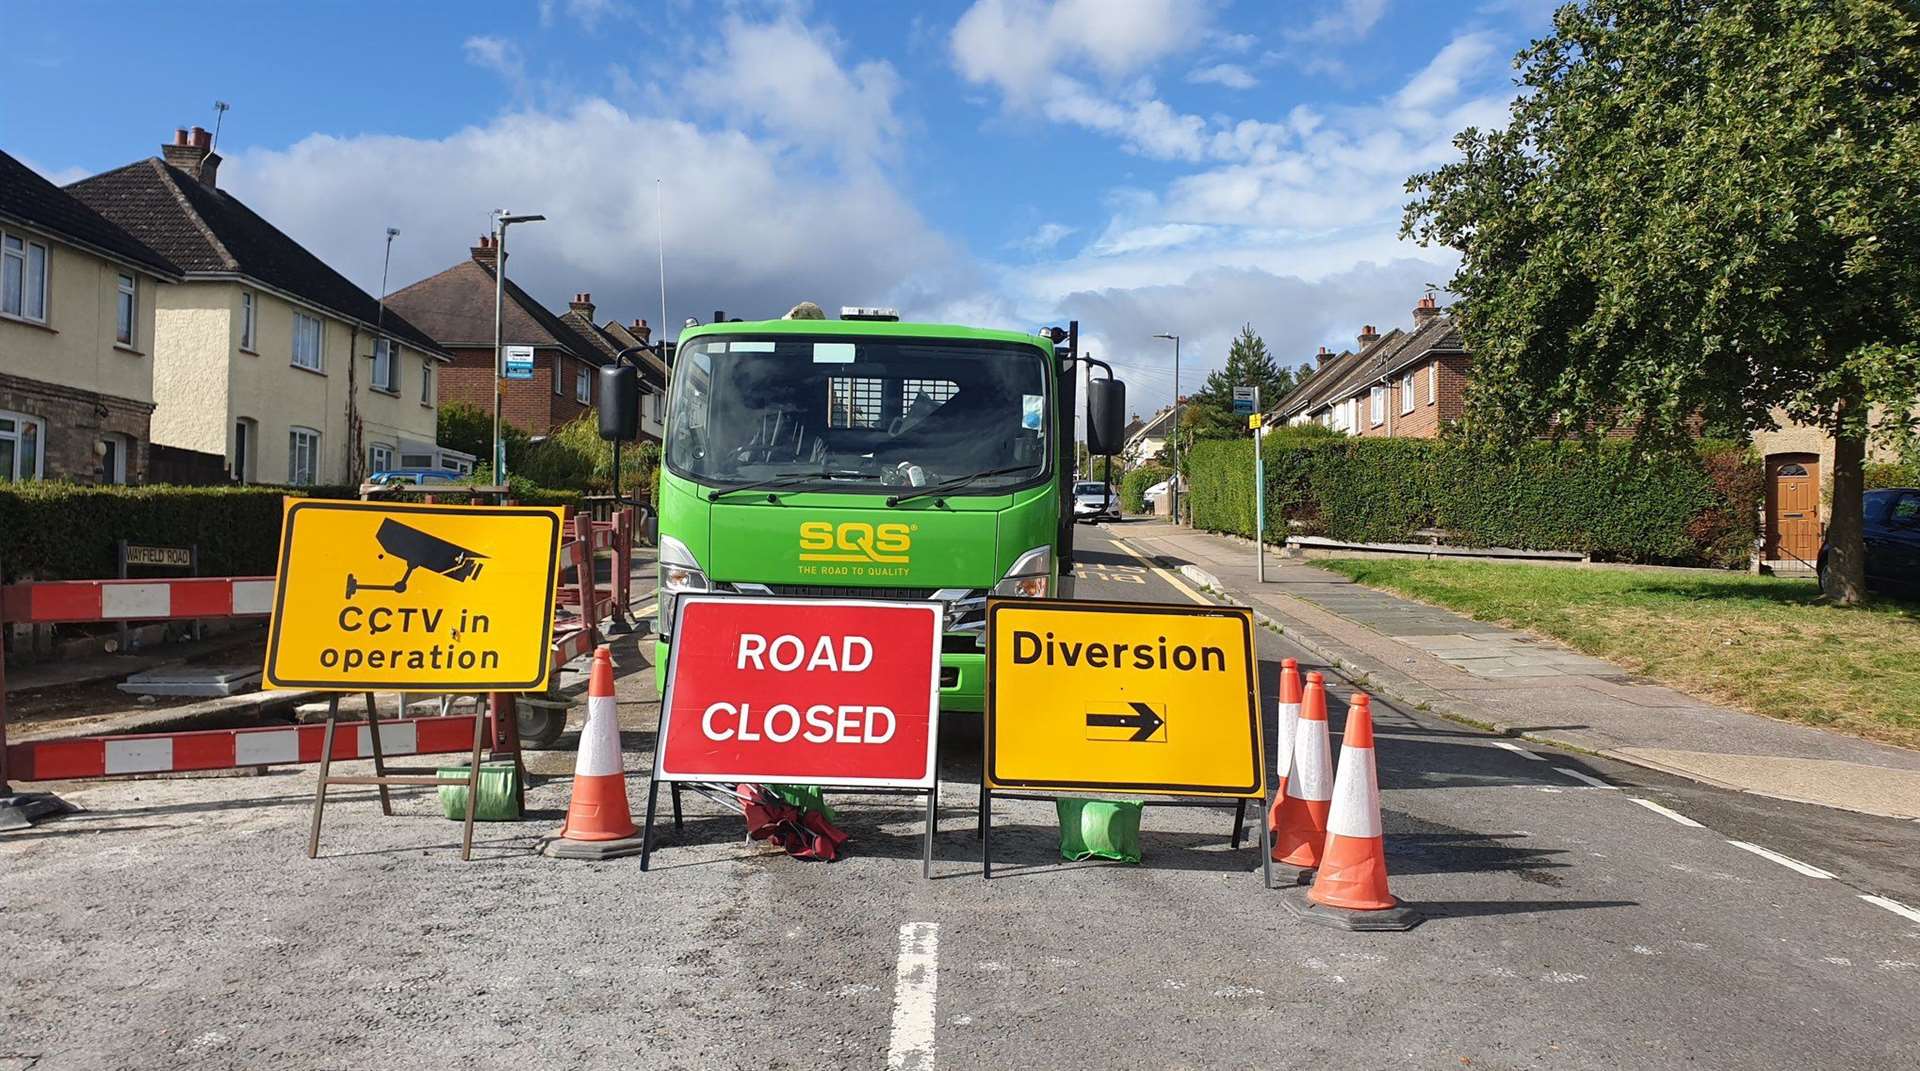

[262,500,564,692]
[985,598,1263,798]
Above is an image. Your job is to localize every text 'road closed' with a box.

[656,597,942,788]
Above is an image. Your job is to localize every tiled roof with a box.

[383,258,602,361]
[599,320,670,383]
[66,157,443,355]
[1276,315,1468,418]
[0,150,179,279]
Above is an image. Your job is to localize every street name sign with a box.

[125,544,192,568]
[263,500,564,692]
[656,595,942,788]
[503,344,535,380]
[1232,386,1256,414]
[985,598,1263,797]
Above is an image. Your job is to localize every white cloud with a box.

[1187,63,1257,90]
[463,35,526,89]
[1286,0,1390,43]
[687,14,903,164]
[1013,222,1077,253]
[1394,31,1503,111]
[950,0,1211,102]
[540,0,627,30]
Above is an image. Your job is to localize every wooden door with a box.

[1765,454,1821,561]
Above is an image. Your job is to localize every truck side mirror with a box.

[1086,378,1126,456]
[598,364,639,441]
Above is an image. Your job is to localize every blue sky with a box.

[6,0,1557,413]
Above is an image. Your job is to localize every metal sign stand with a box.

[979,784,1272,887]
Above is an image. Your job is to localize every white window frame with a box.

[371,338,400,393]
[1400,371,1415,415]
[0,409,46,482]
[1369,386,1386,426]
[420,359,433,405]
[292,312,325,371]
[553,354,564,395]
[369,442,394,473]
[240,291,257,352]
[233,418,255,482]
[98,433,129,484]
[288,426,321,486]
[2,232,49,323]
[575,365,591,404]
[116,273,137,346]
[1428,362,1438,406]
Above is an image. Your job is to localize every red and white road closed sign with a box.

[656,595,943,788]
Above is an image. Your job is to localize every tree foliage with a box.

[1186,324,1297,440]
[1404,0,1920,599]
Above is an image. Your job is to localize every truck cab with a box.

[651,312,1122,713]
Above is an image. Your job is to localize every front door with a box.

[1765,454,1821,562]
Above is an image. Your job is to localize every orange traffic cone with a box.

[1265,658,1303,835]
[1270,670,1332,869]
[1293,694,1421,929]
[541,646,644,859]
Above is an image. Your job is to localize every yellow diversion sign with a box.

[985,598,1264,797]
[263,500,565,692]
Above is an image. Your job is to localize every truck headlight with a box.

[992,545,1052,598]
[656,534,708,637]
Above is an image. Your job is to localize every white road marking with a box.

[1105,537,1212,606]
[888,922,940,1071]
[1628,797,1704,827]
[1553,767,1619,790]
[1860,894,1920,925]
[1726,840,1836,880]
[1492,740,1545,761]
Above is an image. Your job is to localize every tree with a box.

[438,402,531,472]
[1186,324,1296,440]
[1404,0,1920,603]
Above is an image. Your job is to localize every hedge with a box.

[1185,436,1763,568]
[1120,465,1169,514]
[0,481,587,582]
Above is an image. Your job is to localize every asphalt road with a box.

[3,526,1917,1070]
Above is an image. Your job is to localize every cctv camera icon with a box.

[345,519,488,599]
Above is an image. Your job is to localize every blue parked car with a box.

[1818,488,1920,598]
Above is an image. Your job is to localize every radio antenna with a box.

[656,178,668,358]
[211,101,231,150]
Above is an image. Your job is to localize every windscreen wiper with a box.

[707,471,881,502]
[886,465,1039,507]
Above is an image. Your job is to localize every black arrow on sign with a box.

[1085,702,1165,742]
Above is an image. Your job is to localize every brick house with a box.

[557,300,668,443]
[1272,296,1469,437]
[0,149,183,484]
[383,239,608,442]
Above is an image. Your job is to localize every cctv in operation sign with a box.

[262,500,565,692]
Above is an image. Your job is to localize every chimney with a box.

[1316,345,1333,367]
[1412,294,1440,327]
[470,234,497,268]
[630,318,651,344]
[1357,324,1380,348]
[569,292,595,320]
[161,125,222,188]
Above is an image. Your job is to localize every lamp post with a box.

[491,210,546,484]
[1153,332,1181,524]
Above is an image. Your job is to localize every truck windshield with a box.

[665,335,1051,492]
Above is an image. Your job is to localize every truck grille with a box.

[764,585,937,601]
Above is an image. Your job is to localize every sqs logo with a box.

[798,521,911,564]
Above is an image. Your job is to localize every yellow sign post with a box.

[263,499,565,692]
[982,597,1271,883]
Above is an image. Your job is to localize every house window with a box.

[288,426,320,486]
[1369,386,1386,426]
[240,291,257,351]
[1428,362,1437,405]
[0,411,45,482]
[372,338,400,393]
[98,434,129,484]
[233,418,255,482]
[2,233,49,322]
[369,442,394,473]
[575,366,591,404]
[554,354,564,395]
[1400,371,1414,415]
[420,360,433,405]
[292,312,324,371]
[116,273,136,346]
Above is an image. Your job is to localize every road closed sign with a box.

[656,596,942,788]
[263,500,564,692]
[986,598,1264,798]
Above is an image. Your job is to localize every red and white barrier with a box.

[5,714,490,781]
[0,577,277,624]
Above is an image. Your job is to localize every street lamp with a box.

[1153,332,1181,525]
[492,210,546,483]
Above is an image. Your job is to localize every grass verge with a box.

[1317,559,1920,750]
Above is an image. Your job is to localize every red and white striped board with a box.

[4,713,490,782]
[0,577,277,624]
[550,626,593,672]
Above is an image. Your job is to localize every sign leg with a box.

[922,785,937,879]
[461,696,486,861]
[364,692,392,816]
[980,785,993,880]
[306,696,341,859]
[639,777,661,872]
[1260,805,1275,890]
[1230,797,1246,849]
[671,782,684,832]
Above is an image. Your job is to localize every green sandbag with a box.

[1056,798,1143,863]
[769,784,839,822]
[437,761,521,821]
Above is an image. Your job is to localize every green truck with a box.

[650,309,1126,713]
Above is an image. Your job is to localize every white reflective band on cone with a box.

[1286,718,1331,801]
[575,694,623,777]
[1327,745,1383,839]
[1276,701,1300,780]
